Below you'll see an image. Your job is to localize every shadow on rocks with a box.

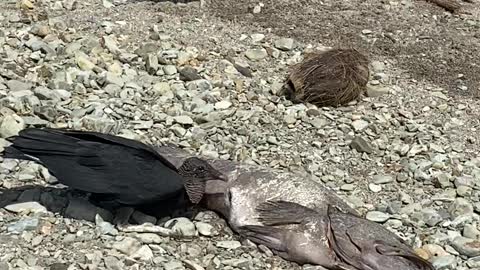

[0,185,199,226]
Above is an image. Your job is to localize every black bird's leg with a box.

[113,207,135,225]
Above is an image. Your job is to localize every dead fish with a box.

[155,145,434,269]
[239,200,434,270]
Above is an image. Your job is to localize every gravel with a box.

[0,0,479,269]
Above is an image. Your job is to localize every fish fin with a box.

[325,205,363,269]
[237,225,287,252]
[374,242,435,270]
[255,200,318,226]
[183,177,205,204]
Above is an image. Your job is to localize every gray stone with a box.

[366,86,390,97]
[162,260,184,270]
[112,237,142,256]
[350,136,374,153]
[351,119,369,132]
[165,217,197,237]
[174,115,194,125]
[372,175,393,184]
[245,48,268,60]
[146,53,159,74]
[131,245,154,261]
[0,114,25,138]
[163,65,177,75]
[104,256,124,270]
[449,198,474,218]
[365,211,390,223]
[274,38,295,51]
[64,198,112,222]
[4,202,47,214]
[6,80,32,91]
[7,218,40,234]
[195,222,215,237]
[179,67,201,81]
[452,236,480,257]
[216,240,242,249]
[431,255,456,269]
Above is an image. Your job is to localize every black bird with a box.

[1,127,226,221]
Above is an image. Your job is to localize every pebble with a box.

[372,175,393,184]
[350,136,374,153]
[214,100,232,110]
[7,218,39,234]
[245,48,268,60]
[112,237,142,256]
[174,115,194,125]
[216,240,242,249]
[452,236,480,257]
[365,211,390,223]
[195,222,215,237]
[274,38,295,51]
[0,114,25,138]
[351,119,369,131]
[4,202,47,213]
[431,255,457,269]
[165,217,197,237]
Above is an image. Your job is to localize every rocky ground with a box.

[0,0,480,269]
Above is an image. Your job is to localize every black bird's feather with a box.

[1,128,190,206]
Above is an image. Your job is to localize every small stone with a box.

[0,114,25,138]
[76,54,96,71]
[340,184,355,191]
[4,202,47,213]
[372,175,393,184]
[7,218,39,234]
[449,198,474,218]
[452,236,480,257]
[369,183,381,193]
[250,33,265,42]
[162,260,184,270]
[214,100,232,110]
[104,256,124,270]
[274,38,295,51]
[195,222,215,237]
[179,67,201,81]
[216,240,242,249]
[146,53,159,74]
[351,119,369,132]
[463,224,480,239]
[102,0,115,8]
[163,65,178,75]
[431,255,456,270]
[112,237,142,256]
[174,115,194,125]
[165,217,197,237]
[131,245,154,261]
[365,211,390,223]
[133,233,162,244]
[366,86,390,97]
[7,80,32,91]
[284,114,296,124]
[245,48,268,60]
[350,136,374,153]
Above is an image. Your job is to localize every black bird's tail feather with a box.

[3,128,84,158]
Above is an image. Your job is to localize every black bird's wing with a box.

[2,128,186,205]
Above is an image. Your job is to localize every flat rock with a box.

[4,202,47,213]
[452,236,480,257]
[245,48,268,60]
[365,211,390,223]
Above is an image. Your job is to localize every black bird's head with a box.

[178,157,228,204]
